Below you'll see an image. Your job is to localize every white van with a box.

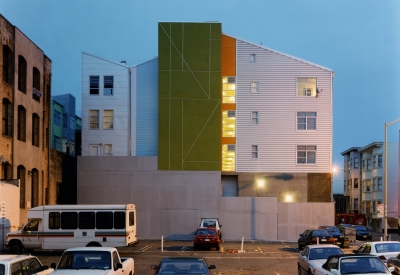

[5,204,137,253]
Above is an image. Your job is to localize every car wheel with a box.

[298,265,302,275]
[216,245,220,251]
[193,244,198,250]
[10,240,24,254]
[308,269,312,275]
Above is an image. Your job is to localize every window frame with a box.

[251,145,258,159]
[89,110,99,129]
[89,76,100,95]
[251,82,259,93]
[297,112,317,130]
[104,144,112,156]
[18,55,27,93]
[2,98,13,137]
[104,76,114,95]
[3,45,13,86]
[297,145,317,164]
[103,110,114,129]
[17,105,26,142]
[90,145,100,156]
[296,77,317,97]
[32,113,40,147]
[249,54,256,62]
[251,111,258,125]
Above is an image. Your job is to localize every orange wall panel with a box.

[221,104,236,111]
[222,35,236,76]
[222,137,236,144]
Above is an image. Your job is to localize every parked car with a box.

[298,244,344,275]
[199,218,222,239]
[318,226,345,247]
[0,254,53,275]
[298,229,335,250]
[193,228,220,250]
[351,224,372,240]
[353,241,400,264]
[50,246,134,275]
[151,257,216,275]
[313,254,394,275]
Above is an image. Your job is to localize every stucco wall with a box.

[77,156,334,241]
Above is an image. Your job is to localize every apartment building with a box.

[0,14,52,225]
[342,142,399,232]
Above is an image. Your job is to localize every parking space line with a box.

[257,247,263,253]
[180,246,187,251]
[139,245,152,252]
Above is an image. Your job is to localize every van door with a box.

[126,211,136,245]
[22,220,42,249]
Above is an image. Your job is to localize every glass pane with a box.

[307,152,316,163]
[298,151,306,158]
[307,118,316,130]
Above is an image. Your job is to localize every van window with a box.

[96,212,113,229]
[79,212,95,229]
[61,212,78,229]
[114,212,125,229]
[129,212,134,226]
[49,212,60,229]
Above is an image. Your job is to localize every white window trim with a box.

[296,111,317,131]
[296,77,318,97]
[251,111,258,125]
[296,145,317,165]
[103,110,114,130]
[249,54,256,62]
[89,145,100,156]
[251,145,258,159]
[89,110,99,129]
[251,82,259,93]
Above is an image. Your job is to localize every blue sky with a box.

[2,0,400,193]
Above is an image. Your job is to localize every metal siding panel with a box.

[235,40,332,173]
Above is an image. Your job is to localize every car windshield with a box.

[353,226,367,231]
[158,260,208,274]
[312,230,330,237]
[197,229,217,236]
[327,227,340,232]
[375,243,400,253]
[57,251,110,270]
[309,248,344,260]
[340,257,387,274]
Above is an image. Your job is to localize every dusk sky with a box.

[2,0,399,193]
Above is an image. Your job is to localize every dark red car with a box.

[193,228,220,250]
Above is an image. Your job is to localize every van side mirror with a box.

[116,263,123,269]
[51,263,56,269]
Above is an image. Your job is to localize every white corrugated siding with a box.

[236,40,332,173]
[82,53,130,156]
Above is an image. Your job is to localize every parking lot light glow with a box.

[257,179,264,188]
[285,194,293,202]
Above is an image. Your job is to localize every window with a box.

[18,55,27,93]
[366,159,371,170]
[90,76,99,94]
[365,180,371,192]
[354,178,359,189]
[31,169,39,207]
[2,98,12,137]
[344,180,346,192]
[104,144,112,156]
[32,67,40,102]
[1,162,11,179]
[54,110,61,126]
[96,212,113,229]
[372,178,376,190]
[222,111,235,137]
[354,198,358,210]
[249,54,256,62]
[297,145,316,164]
[251,145,258,159]
[103,110,114,129]
[347,159,350,170]
[89,110,99,129]
[17,105,26,142]
[297,112,316,130]
[69,115,75,129]
[79,212,95,229]
[366,201,370,213]
[62,139,68,153]
[378,155,382,167]
[251,82,258,93]
[222,77,235,103]
[32,113,40,147]
[3,45,13,85]
[114,211,125,229]
[251,111,258,125]
[354,157,359,168]
[297,78,316,97]
[69,140,75,155]
[90,145,99,156]
[350,158,353,169]
[129,212,135,226]
[373,155,377,167]
[54,136,61,151]
[104,76,113,95]
[61,212,78,229]
[49,212,60,229]
[347,179,351,190]
[63,114,67,127]
[17,166,25,208]
[377,178,382,190]
[222,144,235,171]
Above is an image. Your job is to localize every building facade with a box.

[0,14,52,225]
[341,147,361,213]
[80,22,333,203]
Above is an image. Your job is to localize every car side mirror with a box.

[116,263,123,269]
[331,269,339,275]
[209,265,216,269]
[151,265,158,270]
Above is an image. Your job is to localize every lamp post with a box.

[384,118,400,240]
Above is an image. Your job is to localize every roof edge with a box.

[358,142,383,153]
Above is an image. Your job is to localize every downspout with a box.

[128,67,132,156]
[48,75,52,204]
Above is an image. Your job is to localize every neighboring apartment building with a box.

[81,22,333,202]
[342,142,399,232]
[0,14,52,225]
[341,147,361,213]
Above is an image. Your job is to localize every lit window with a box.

[104,76,113,95]
[249,54,256,62]
[251,82,258,93]
[103,110,114,129]
[297,112,316,130]
[104,144,112,156]
[251,111,258,125]
[297,145,316,164]
[222,144,235,171]
[251,145,258,159]
[222,111,235,137]
[89,110,99,129]
[90,76,99,95]
[222,77,235,103]
[297,78,317,97]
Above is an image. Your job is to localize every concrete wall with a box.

[77,156,334,241]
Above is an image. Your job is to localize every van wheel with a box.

[86,241,102,247]
[10,241,24,254]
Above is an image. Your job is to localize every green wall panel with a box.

[158,22,222,171]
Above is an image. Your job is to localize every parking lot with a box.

[26,232,398,275]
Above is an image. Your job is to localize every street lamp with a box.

[383,118,400,240]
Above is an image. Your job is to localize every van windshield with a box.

[24,220,39,231]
